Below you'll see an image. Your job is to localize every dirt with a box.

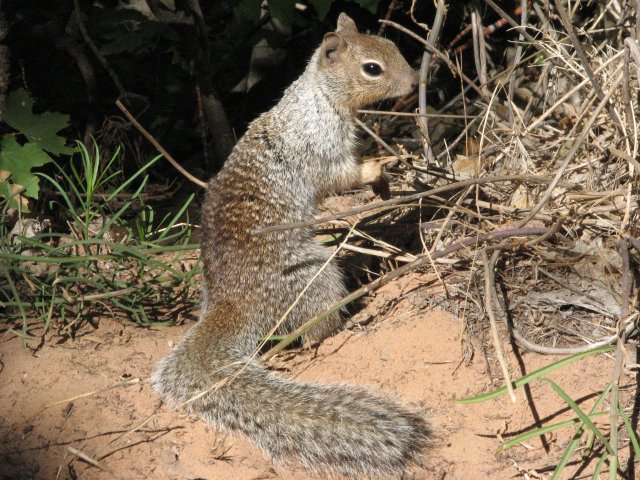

[0,277,631,480]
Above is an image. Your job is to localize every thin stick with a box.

[507,0,528,125]
[252,175,577,234]
[377,0,398,36]
[103,411,157,448]
[524,214,567,247]
[471,10,489,97]
[358,109,474,119]
[624,37,640,78]
[115,100,207,189]
[508,321,632,355]
[417,0,446,161]
[429,186,474,255]
[354,117,414,170]
[553,0,626,136]
[610,148,640,173]
[515,73,624,228]
[67,446,112,473]
[26,378,141,423]
[74,0,128,100]
[341,243,416,263]
[380,19,489,101]
[609,239,634,472]
[629,237,640,255]
[525,52,624,133]
[482,249,516,403]
[436,115,482,160]
[260,226,551,361]
[483,0,538,44]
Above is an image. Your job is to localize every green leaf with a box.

[235,0,262,23]
[0,136,54,210]
[1,89,76,210]
[353,0,381,14]
[100,21,170,56]
[3,89,74,155]
[308,0,332,20]
[101,31,152,56]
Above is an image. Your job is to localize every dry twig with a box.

[115,100,207,189]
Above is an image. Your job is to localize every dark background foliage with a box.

[0,0,513,197]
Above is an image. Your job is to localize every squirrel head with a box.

[317,13,418,111]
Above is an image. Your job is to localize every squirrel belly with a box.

[152,13,429,478]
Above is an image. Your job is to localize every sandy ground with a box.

[0,277,630,480]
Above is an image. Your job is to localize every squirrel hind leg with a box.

[300,265,346,344]
[300,311,343,346]
[275,256,348,344]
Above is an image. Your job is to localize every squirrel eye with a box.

[362,62,383,77]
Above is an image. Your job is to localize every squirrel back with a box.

[152,13,429,478]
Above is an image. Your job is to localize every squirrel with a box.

[152,13,430,478]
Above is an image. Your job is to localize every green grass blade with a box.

[155,193,194,242]
[0,251,110,264]
[498,411,607,452]
[101,176,149,234]
[36,172,82,222]
[591,450,607,479]
[500,384,611,453]
[7,328,38,339]
[3,143,197,329]
[455,346,615,404]
[592,383,613,413]
[3,270,28,328]
[541,377,612,454]
[618,402,640,460]
[551,428,584,480]
[60,157,86,201]
[93,143,119,189]
[608,453,617,480]
[105,155,162,202]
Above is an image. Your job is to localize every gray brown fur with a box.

[152,13,430,478]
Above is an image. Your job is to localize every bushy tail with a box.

[152,317,430,478]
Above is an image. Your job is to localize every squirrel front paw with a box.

[358,158,391,199]
[358,158,384,185]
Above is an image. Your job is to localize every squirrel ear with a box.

[336,13,358,34]
[320,32,347,66]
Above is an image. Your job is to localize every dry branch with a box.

[116,100,207,189]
